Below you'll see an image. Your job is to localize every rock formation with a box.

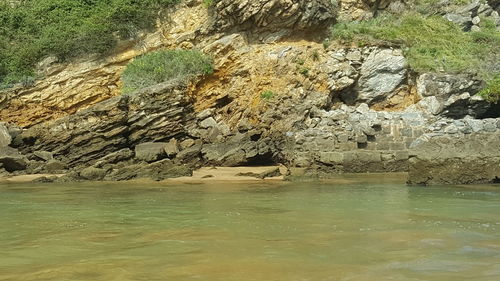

[0,0,499,185]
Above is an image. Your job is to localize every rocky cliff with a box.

[1,0,499,185]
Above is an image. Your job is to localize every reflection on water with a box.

[0,177,499,281]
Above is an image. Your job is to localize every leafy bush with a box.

[330,13,500,99]
[121,49,213,94]
[0,0,180,88]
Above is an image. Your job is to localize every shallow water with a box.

[0,176,499,281]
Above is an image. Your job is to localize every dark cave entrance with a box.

[244,152,277,167]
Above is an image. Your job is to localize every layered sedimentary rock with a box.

[15,82,194,169]
[209,0,338,40]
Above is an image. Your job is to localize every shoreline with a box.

[0,166,410,185]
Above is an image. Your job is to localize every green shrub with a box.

[260,90,274,100]
[479,75,500,103]
[329,13,500,100]
[121,49,213,94]
[0,0,180,88]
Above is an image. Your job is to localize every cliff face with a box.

[1,0,499,184]
[0,3,209,127]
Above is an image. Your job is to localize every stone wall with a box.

[285,104,429,174]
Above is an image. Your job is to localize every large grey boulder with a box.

[343,49,407,105]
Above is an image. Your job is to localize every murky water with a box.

[1,175,499,281]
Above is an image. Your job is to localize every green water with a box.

[0,176,499,281]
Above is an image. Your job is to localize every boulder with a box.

[33,151,54,162]
[0,146,27,172]
[199,117,218,129]
[180,138,196,150]
[177,141,203,163]
[135,142,167,163]
[344,49,407,105]
[44,159,67,173]
[444,13,473,30]
[138,159,192,181]
[258,167,282,179]
[80,167,108,181]
[164,138,180,158]
[416,73,492,118]
[0,123,11,147]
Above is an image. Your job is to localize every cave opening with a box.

[244,152,276,167]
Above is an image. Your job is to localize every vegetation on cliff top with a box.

[0,0,180,89]
[121,49,213,94]
[330,13,500,102]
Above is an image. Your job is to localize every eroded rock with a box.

[343,49,407,105]
[210,0,337,40]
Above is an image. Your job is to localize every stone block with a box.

[356,151,382,163]
[339,142,357,151]
[376,142,390,150]
[336,133,349,143]
[394,150,409,161]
